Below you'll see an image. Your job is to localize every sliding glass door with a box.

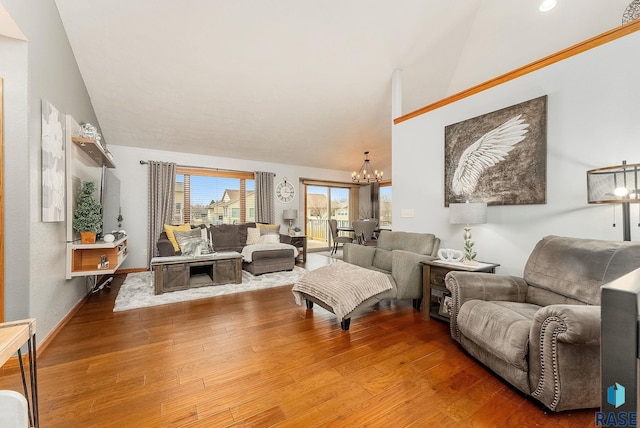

[305,185,350,250]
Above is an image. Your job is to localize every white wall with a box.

[393,30,640,276]
[107,145,351,269]
[1,0,101,342]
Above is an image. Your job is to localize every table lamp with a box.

[283,209,298,234]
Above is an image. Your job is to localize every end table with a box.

[288,234,307,262]
[422,259,500,322]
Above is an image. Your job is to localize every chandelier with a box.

[352,151,383,183]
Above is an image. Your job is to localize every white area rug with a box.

[113,266,307,312]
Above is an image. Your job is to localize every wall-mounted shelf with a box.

[67,236,128,278]
[71,136,115,168]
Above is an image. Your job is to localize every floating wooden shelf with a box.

[68,236,128,278]
[71,136,115,168]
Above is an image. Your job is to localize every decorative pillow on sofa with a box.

[246,227,261,245]
[174,229,206,256]
[257,223,280,235]
[164,224,191,252]
[258,234,280,244]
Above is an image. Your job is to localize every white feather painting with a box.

[444,96,547,206]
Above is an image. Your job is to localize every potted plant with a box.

[73,181,103,244]
[462,239,478,265]
[293,226,303,236]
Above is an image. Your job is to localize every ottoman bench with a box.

[292,262,397,330]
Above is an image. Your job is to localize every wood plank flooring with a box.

[0,254,598,427]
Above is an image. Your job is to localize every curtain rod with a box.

[139,160,275,175]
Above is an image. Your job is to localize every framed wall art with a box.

[42,100,66,222]
[444,95,547,206]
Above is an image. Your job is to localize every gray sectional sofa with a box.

[157,222,295,275]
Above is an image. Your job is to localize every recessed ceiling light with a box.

[539,0,557,12]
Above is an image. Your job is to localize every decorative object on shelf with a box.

[72,181,103,244]
[444,96,547,206]
[587,160,640,241]
[80,123,98,139]
[103,234,115,243]
[117,207,124,228]
[352,151,383,183]
[283,209,297,233]
[276,178,295,203]
[623,0,640,23]
[41,100,66,222]
[449,201,487,265]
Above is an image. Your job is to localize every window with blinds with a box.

[173,167,255,225]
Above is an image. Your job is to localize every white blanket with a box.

[241,243,298,262]
[291,262,394,319]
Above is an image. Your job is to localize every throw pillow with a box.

[258,234,280,244]
[257,223,280,235]
[164,224,191,252]
[174,229,205,256]
[246,227,260,245]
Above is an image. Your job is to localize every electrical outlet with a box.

[401,209,414,218]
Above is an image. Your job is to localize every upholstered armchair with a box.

[445,235,640,411]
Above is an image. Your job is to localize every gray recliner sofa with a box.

[445,235,640,411]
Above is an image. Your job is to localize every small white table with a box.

[0,318,38,427]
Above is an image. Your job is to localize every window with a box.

[174,167,255,225]
[379,183,392,227]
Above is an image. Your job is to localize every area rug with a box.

[315,250,343,260]
[113,266,307,312]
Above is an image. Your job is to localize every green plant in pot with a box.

[73,181,103,244]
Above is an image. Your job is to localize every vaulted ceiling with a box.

[54,0,631,172]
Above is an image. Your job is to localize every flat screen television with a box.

[100,166,121,236]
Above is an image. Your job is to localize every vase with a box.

[80,231,97,244]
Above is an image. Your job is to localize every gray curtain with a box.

[147,161,176,265]
[255,171,275,224]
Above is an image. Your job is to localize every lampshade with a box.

[587,161,640,204]
[449,202,487,225]
[283,209,298,220]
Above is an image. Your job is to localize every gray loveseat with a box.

[343,230,440,312]
[445,235,640,411]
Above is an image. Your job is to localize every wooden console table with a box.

[151,252,242,294]
[0,318,38,427]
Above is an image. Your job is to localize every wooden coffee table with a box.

[151,252,242,294]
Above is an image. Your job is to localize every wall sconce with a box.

[587,160,640,241]
[449,201,487,264]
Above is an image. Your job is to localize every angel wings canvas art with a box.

[444,95,547,206]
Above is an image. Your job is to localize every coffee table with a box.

[151,252,242,294]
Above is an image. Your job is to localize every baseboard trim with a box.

[116,267,148,274]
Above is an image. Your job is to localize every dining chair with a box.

[352,220,377,246]
[328,219,353,255]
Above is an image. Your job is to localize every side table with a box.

[288,235,307,262]
[0,318,38,427]
[422,259,499,322]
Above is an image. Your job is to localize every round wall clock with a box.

[276,179,295,203]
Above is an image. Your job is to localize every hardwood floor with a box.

[0,254,597,427]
